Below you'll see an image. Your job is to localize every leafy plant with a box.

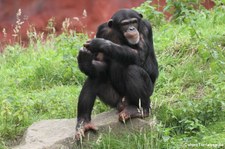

[164,0,205,23]
[134,1,165,26]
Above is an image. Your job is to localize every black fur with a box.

[76,9,158,126]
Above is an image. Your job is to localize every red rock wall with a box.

[0,0,145,46]
[0,0,215,51]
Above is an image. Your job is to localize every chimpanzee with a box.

[75,9,158,139]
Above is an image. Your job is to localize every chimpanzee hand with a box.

[77,47,94,64]
[83,38,112,53]
[75,121,98,141]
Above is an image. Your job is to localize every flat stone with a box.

[13,110,156,149]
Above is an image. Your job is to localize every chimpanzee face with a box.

[108,9,143,45]
[120,18,139,45]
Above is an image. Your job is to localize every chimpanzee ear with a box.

[139,13,143,18]
[108,19,113,28]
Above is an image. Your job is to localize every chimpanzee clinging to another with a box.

[76,9,158,139]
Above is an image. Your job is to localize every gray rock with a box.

[13,110,156,149]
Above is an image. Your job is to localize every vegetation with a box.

[0,1,225,148]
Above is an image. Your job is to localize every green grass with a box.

[0,2,225,149]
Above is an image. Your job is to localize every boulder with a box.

[13,110,156,149]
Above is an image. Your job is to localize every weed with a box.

[12,9,24,43]
[0,2,225,148]
[134,1,165,26]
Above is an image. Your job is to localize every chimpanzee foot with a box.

[118,106,149,122]
[117,97,128,112]
[75,122,98,141]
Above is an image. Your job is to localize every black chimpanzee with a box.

[75,9,158,139]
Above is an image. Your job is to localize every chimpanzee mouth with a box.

[125,32,140,45]
[127,35,140,45]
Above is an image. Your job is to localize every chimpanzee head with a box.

[108,9,143,45]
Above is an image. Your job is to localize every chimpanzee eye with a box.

[121,22,129,26]
[130,19,138,28]
[131,19,138,24]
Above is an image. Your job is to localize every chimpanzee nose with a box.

[129,26,135,31]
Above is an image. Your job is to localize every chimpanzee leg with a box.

[97,81,127,112]
[119,65,153,121]
[75,78,100,140]
[76,78,123,140]
[97,81,122,108]
[77,78,98,124]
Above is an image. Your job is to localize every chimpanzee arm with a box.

[77,49,107,78]
[140,20,159,84]
[84,39,140,65]
[103,42,139,64]
[94,23,140,65]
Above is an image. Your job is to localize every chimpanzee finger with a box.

[79,47,90,53]
[83,39,92,48]
[79,47,85,51]
[83,42,89,48]
[74,128,85,141]
[84,123,98,132]
[86,39,91,43]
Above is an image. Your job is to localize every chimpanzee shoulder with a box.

[96,23,110,38]
[96,23,123,44]
[138,19,152,36]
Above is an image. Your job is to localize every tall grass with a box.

[0,1,225,148]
